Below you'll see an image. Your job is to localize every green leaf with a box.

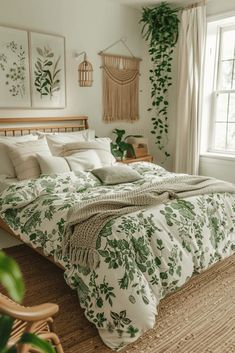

[53,56,61,72]
[160,272,168,280]
[36,47,43,56]
[0,251,24,303]
[0,315,14,350]
[53,69,61,79]
[20,333,56,353]
[44,61,53,66]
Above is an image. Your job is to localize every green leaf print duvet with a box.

[0,163,234,350]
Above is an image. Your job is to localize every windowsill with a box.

[200,152,235,162]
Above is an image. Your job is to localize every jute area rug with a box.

[5,245,235,353]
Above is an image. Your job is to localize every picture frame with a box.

[0,25,31,108]
[30,31,66,109]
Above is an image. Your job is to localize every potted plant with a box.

[0,250,55,353]
[140,2,180,161]
[111,129,142,160]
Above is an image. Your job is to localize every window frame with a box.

[208,24,235,155]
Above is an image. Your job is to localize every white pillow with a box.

[61,138,116,167]
[7,139,51,180]
[65,150,103,172]
[36,153,70,175]
[0,134,38,178]
[46,130,96,156]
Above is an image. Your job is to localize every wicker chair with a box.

[0,293,64,353]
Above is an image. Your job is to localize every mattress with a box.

[0,227,22,249]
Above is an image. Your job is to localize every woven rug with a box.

[4,245,235,353]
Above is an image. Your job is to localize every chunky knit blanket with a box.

[62,175,235,269]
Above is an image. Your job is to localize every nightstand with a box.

[119,155,153,164]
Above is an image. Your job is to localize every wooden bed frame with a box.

[0,116,89,270]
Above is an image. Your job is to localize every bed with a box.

[0,116,88,268]
[0,117,235,351]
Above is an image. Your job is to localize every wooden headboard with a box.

[0,116,88,136]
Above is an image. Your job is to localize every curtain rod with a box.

[183,0,207,10]
[99,52,142,62]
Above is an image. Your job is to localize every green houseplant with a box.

[0,250,55,353]
[111,129,142,160]
[141,2,180,161]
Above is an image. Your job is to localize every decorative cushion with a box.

[36,153,70,175]
[61,138,116,167]
[0,134,38,178]
[7,139,51,180]
[91,165,142,185]
[46,130,96,156]
[65,150,104,172]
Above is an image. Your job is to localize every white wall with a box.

[206,0,235,17]
[200,155,235,183]
[199,0,235,182]
[0,0,152,141]
[0,0,153,248]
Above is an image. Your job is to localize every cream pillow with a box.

[61,138,112,154]
[46,130,95,156]
[0,134,38,178]
[61,138,116,167]
[7,139,51,180]
[36,153,70,175]
[65,150,103,172]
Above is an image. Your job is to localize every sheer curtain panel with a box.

[174,4,206,174]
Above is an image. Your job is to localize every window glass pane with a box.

[228,93,235,121]
[227,123,235,150]
[233,64,235,89]
[216,93,228,122]
[221,28,235,60]
[214,123,227,150]
[218,60,233,89]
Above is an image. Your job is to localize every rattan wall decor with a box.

[76,52,93,87]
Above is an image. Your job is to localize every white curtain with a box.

[174,4,206,175]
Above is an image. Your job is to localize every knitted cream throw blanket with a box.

[62,175,235,269]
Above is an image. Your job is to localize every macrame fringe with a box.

[101,54,140,122]
[70,247,100,270]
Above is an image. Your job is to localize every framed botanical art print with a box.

[30,32,66,108]
[0,26,31,108]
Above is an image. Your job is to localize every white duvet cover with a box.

[0,162,234,350]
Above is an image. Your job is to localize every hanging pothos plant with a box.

[141,2,180,160]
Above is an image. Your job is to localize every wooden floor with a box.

[4,245,235,353]
[4,245,98,353]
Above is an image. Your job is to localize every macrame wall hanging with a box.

[99,38,141,123]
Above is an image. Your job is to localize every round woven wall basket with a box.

[78,60,93,87]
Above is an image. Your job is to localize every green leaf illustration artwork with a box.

[34,45,61,99]
[0,40,26,98]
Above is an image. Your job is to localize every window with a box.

[201,16,235,156]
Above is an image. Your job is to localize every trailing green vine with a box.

[141,2,180,161]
